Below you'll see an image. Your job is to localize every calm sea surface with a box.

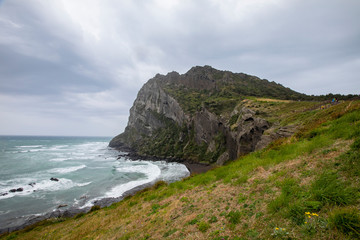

[0,136,189,228]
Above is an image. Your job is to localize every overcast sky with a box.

[0,0,359,136]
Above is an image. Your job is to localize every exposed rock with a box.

[216,151,229,166]
[50,177,59,182]
[28,182,36,187]
[207,140,216,153]
[193,108,224,144]
[9,188,23,193]
[255,125,297,151]
[110,66,299,165]
[57,204,68,209]
[1,192,8,196]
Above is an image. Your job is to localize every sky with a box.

[0,0,359,136]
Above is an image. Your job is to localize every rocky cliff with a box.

[110,66,303,164]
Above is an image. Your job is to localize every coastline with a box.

[0,148,213,234]
[116,148,214,175]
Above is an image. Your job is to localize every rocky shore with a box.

[0,149,211,234]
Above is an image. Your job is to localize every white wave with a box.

[155,161,190,183]
[105,161,161,198]
[29,149,45,152]
[18,149,45,153]
[46,145,69,151]
[17,145,43,148]
[47,165,87,174]
[0,178,90,200]
[49,157,70,162]
[0,177,36,190]
[72,156,94,160]
[0,210,11,215]
[77,182,92,187]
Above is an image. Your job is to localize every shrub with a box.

[328,207,360,237]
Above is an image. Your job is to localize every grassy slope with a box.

[2,101,360,240]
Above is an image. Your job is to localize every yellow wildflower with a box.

[305,212,310,215]
[275,228,279,230]
[308,215,311,218]
[282,228,285,231]
[305,222,307,224]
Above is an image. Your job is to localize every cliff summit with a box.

[109,66,304,164]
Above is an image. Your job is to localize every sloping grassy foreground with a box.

[2,101,360,240]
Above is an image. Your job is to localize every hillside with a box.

[2,100,360,240]
[110,66,314,164]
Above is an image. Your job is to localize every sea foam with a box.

[105,161,161,198]
[47,165,87,174]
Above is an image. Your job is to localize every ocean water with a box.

[0,136,189,228]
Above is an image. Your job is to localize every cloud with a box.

[0,0,359,136]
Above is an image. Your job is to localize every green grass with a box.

[197,221,211,232]
[227,211,242,224]
[328,207,360,237]
[310,171,357,206]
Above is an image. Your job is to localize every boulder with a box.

[50,177,59,182]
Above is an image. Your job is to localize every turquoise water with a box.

[0,136,189,228]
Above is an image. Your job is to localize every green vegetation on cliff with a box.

[110,66,358,165]
[3,100,360,240]
[162,70,309,115]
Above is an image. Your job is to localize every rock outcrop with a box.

[110,66,301,164]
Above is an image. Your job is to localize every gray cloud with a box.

[0,0,359,136]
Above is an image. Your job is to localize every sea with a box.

[0,136,189,230]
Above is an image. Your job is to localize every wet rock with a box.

[28,182,36,187]
[50,177,59,182]
[16,188,23,192]
[1,192,8,196]
[9,189,17,193]
[57,204,68,209]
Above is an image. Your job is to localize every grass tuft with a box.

[328,207,360,237]
[310,171,356,206]
[197,221,211,232]
[227,210,242,224]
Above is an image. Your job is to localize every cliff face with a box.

[110,66,301,164]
